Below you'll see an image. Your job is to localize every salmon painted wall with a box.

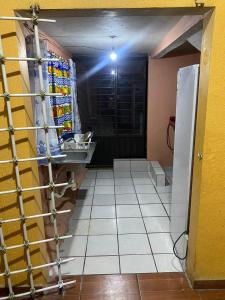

[147,53,200,167]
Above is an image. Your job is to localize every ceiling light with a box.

[109,36,117,61]
[111,69,116,75]
[110,50,117,61]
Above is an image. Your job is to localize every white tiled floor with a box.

[94,185,114,194]
[84,256,120,275]
[86,235,118,256]
[95,178,115,186]
[91,205,115,218]
[89,219,117,235]
[60,235,87,257]
[144,217,170,233]
[59,168,182,275]
[93,194,115,205]
[148,233,174,254]
[72,206,92,219]
[120,255,156,273]
[118,234,151,255]
[115,185,135,194]
[140,204,167,217]
[135,184,156,194]
[117,218,146,234]
[116,194,138,205]
[114,178,133,185]
[137,193,161,204]
[68,219,90,235]
[116,205,142,218]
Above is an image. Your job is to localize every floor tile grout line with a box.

[131,173,159,273]
[136,273,143,299]
[70,231,172,237]
[76,201,168,207]
[71,215,171,221]
[152,181,171,219]
[60,252,175,260]
[114,169,121,274]
[76,203,166,207]
[81,171,97,275]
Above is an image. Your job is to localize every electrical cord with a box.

[173,230,188,260]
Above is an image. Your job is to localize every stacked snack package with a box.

[48,51,73,142]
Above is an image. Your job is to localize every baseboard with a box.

[193,279,225,289]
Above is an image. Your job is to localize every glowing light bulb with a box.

[111,69,116,75]
[110,50,117,61]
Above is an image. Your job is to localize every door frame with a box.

[3,0,222,286]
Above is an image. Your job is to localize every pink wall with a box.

[23,22,71,60]
[147,53,200,167]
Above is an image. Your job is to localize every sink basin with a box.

[52,142,96,164]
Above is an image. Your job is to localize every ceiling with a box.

[163,41,200,58]
[37,11,183,56]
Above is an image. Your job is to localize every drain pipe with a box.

[54,171,77,199]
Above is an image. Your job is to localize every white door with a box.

[170,64,199,268]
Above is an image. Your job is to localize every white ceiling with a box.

[39,13,182,56]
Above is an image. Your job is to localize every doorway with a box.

[0,3,215,296]
[27,8,204,276]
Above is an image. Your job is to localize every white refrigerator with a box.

[170,64,199,268]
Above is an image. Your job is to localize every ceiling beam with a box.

[150,15,203,58]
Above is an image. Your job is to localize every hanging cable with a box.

[173,230,188,260]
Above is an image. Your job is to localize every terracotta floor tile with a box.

[141,290,201,300]
[81,274,139,296]
[62,284,82,296]
[80,294,141,300]
[38,279,81,299]
[40,296,80,300]
[49,275,82,284]
[198,290,225,300]
[138,272,187,281]
[82,274,137,282]
[138,278,190,292]
[4,273,225,300]
[37,279,81,299]
[55,276,82,295]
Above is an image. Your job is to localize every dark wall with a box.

[74,55,148,166]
